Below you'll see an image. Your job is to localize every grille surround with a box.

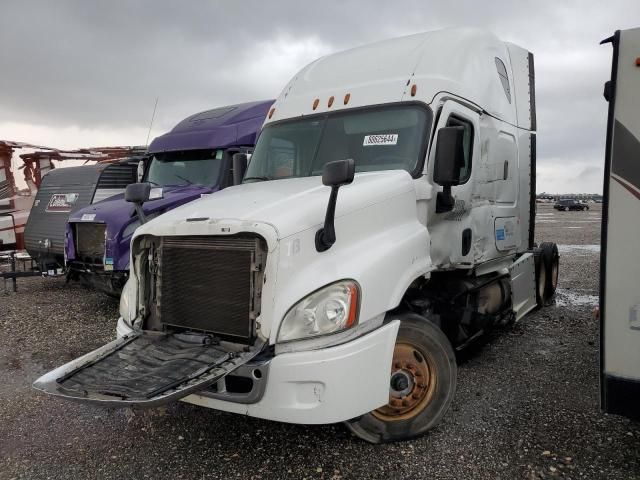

[74,223,106,265]
[156,235,266,343]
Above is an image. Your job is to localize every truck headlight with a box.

[277,280,359,343]
[119,278,137,323]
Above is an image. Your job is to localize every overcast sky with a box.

[2,1,639,193]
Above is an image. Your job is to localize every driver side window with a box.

[445,115,473,184]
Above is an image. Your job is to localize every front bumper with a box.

[116,317,399,424]
[71,268,128,296]
[116,316,133,338]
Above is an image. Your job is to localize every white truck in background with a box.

[34,28,559,443]
[600,27,640,421]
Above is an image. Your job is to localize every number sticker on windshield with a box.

[363,134,398,146]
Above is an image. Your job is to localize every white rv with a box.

[34,28,559,443]
[600,27,640,421]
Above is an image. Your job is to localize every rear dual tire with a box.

[345,314,456,443]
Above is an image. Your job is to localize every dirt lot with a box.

[1,203,638,480]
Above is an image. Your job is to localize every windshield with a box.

[244,105,431,182]
[145,149,224,187]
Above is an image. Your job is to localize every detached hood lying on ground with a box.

[134,170,418,241]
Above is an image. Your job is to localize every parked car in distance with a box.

[554,198,589,211]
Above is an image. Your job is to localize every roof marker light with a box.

[268,108,275,119]
[636,57,640,67]
[411,84,417,97]
[312,98,320,110]
[344,93,351,105]
[328,96,335,108]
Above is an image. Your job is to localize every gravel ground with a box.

[1,203,638,480]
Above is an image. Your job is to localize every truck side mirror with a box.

[315,159,355,252]
[232,153,248,185]
[433,126,465,213]
[125,182,163,223]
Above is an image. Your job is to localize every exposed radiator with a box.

[157,235,266,343]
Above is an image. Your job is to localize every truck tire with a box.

[534,248,546,307]
[540,242,559,300]
[345,313,456,443]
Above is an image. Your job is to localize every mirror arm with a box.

[133,202,147,224]
[232,153,248,185]
[315,185,340,252]
[436,185,455,213]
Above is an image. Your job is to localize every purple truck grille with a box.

[74,223,106,265]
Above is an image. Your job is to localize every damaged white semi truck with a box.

[34,28,559,443]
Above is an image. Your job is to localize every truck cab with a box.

[65,100,272,295]
[35,29,558,443]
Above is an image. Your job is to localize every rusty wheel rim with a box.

[372,342,437,421]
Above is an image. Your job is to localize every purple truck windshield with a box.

[146,149,223,187]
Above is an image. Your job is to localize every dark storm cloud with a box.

[1,0,639,191]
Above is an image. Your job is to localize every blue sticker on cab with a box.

[496,229,505,241]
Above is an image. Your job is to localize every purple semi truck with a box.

[65,100,273,295]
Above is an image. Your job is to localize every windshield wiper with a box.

[173,174,194,186]
[243,176,272,182]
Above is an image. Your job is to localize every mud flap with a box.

[33,330,263,407]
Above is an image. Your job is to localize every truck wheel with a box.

[345,313,456,443]
[540,242,559,299]
[534,249,546,307]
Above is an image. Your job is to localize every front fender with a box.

[269,189,431,344]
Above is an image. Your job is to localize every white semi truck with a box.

[600,27,640,421]
[34,28,559,443]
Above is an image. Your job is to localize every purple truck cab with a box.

[66,100,273,295]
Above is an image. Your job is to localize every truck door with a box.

[427,101,480,267]
[600,28,640,421]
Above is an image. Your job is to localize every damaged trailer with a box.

[0,143,19,249]
[35,28,559,443]
[0,142,38,250]
[599,27,640,421]
[65,100,273,295]
[1,141,145,254]
[23,157,143,274]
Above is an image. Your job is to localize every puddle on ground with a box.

[556,244,600,254]
[554,289,599,307]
